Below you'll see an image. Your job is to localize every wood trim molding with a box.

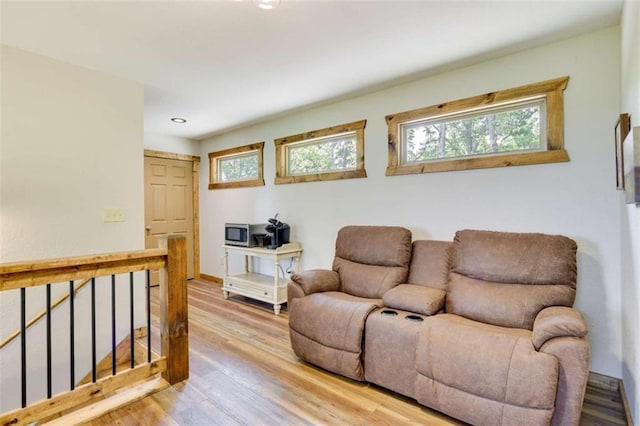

[274,169,366,185]
[385,76,570,176]
[619,379,634,426]
[207,142,263,159]
[588,371,620,392]
[588,371,634,425]
[144,149,200,163]
[274,120,367,185]
[385,150,569,176]
[274,120,366,146]
[200,273,222,284]
[208,142,265,190]
[208,178,265,190]
[385,77,568,125]
[144,150,201,279]
[192,160,200,278]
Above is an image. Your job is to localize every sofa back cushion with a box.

[446,229,577,329]
[333,226,412,298]
[407,240,452,290]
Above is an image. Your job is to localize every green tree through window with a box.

[288,134,357,176]
[403,103,543,163]
[219,153,259,181]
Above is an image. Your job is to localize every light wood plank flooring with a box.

[89,279,629,425]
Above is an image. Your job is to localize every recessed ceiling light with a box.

[254,0,280,10]
[171,117,187,123]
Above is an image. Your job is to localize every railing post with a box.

[158,235,189,384]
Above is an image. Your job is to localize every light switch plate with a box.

[103,208,126,223]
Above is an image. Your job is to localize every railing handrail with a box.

[0,248,168,291]
[0,236,189,424]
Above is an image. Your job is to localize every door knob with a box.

[145,226,152,231]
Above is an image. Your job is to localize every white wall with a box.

[1,46,145,260]
[200,27,622,378]
[144,132,200,157]
[620,0,640,422]
[0,45,145,410]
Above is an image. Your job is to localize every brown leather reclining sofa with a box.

[288,226,590,426]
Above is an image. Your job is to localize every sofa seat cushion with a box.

[415,314,558,425]
[383,284,445,316]
[289,292,381,380]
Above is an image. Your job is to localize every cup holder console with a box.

[380,310,424,322]
[405,315,424,322]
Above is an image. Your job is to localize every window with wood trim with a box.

[385,76,570,176]
[274,120,367,184]
[208,142,264,189]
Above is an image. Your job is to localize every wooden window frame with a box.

[385,76,570,176]
[208,142,265,190]
[274,120,367,185]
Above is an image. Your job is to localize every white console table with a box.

[222,242,302,315]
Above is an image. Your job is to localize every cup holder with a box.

[380,309,398,316]
[405,315,424,322]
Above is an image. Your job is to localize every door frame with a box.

[144,149,201,278]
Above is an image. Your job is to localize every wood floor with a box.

[88,279,629,425]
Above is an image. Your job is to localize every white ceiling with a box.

[1,0,622,140]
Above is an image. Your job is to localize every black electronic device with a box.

[265,213,290,249]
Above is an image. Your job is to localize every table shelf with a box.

[222,243,302,315]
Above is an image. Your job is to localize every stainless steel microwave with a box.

[224,223,268,247]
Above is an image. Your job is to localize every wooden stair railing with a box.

[76,327,152,387]
[0,235,189,425]
[0,278,92,351]
[38,327,159,424]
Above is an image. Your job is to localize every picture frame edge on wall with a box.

[615,113,631,190]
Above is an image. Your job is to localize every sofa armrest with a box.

[539,336,590,425]
[534,307,590,425]
[290,269,341,296]
[382,284,445,316]
[287,281,306,305]
[532,306,588,351]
